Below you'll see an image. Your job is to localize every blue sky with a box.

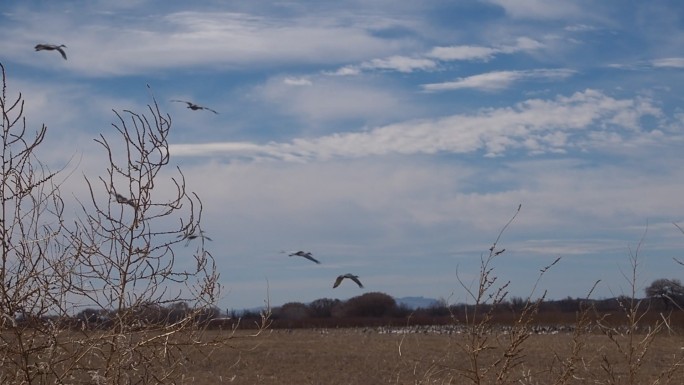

[1,0,684,311]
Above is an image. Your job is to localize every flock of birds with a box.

[34,43,220,114]
[36,42,364,292]
[283,251,364,289]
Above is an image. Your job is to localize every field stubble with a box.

[183,328,684,385]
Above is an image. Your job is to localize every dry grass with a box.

[172,329,684,385]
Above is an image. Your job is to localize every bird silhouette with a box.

[113,192,136,208]
[333,273,364,288]
[285,250,321,264]
[170,100,218,114]
[177,230,212,246]
[35,44,67,60]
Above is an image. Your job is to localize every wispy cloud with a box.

[608,57,684,71]
[283,77,313,86]
[422,69,575,92]
[428,37,543,61]
[171,89,661,160]
[651,57,684,68]
[254,75,412,124]
[2,10,412,76]
[330,36,543,76]
[362,56,437,73]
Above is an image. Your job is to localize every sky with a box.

[1,0,684,311]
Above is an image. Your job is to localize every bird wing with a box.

[333,276,344,288]
[349,275,364,288]
[56,47,67,60]
[170,100,191,106]
[302,253,320,264]
[204,107,219,114]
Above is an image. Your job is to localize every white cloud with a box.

[361,55,437,73]
[283,77,313,86]
[326,66,362,76]
[651,57,684,68]
[422,68,575,92]
[423,70,524,91]
[170,89,662,160]
[254,75,412,124]
[333,36,544,76]
[2,10,412,76]
[427,45,499,61]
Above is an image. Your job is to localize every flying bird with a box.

[35,44,67,60]
[285,250,321,264]
[170,100,218,114]
[333,273,364,288]
[178,230,212,246]
[113,192,136,208]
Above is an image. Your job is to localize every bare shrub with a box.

[412,205,563,385]
[589,229,684,385]
[63,91,242,384]
[0,64,267,385]
[0,62,75,385]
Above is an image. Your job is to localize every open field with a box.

[183,328,684,385]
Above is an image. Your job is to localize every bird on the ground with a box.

[285,250,321,264]
[170,100,218,114]
[333,273,364,288]
[35,44,67,60]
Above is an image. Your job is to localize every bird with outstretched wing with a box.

[333,273,364,288]
[35,44,67,60]
[171,100,218,114]
[283,250,321,264]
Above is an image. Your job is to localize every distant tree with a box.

[195,305,221,324]
[308,298,340,318]
[343,292,397,317]
[645,278,684,310]
[557,296,581,312]
[276,302,310,320]
[423,297,450,317]
[167,301,191,323]
[76,308,104,324]
[508,296,526,312]
[392,303,412,317]
[130,302,169,325]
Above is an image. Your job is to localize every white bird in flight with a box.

[333,273,364,288]
[35,44,67,60]
[284,250,321,264]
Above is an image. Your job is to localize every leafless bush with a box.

[0,62,75,385]
[0,64,267,385]
[409,205,566,385]
[588,229,684,385]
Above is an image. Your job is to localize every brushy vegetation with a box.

[0,63,268,385]
[1,62,683,384]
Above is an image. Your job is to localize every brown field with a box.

[183,328,684,385]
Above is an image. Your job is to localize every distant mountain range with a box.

[394,296,439,309]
